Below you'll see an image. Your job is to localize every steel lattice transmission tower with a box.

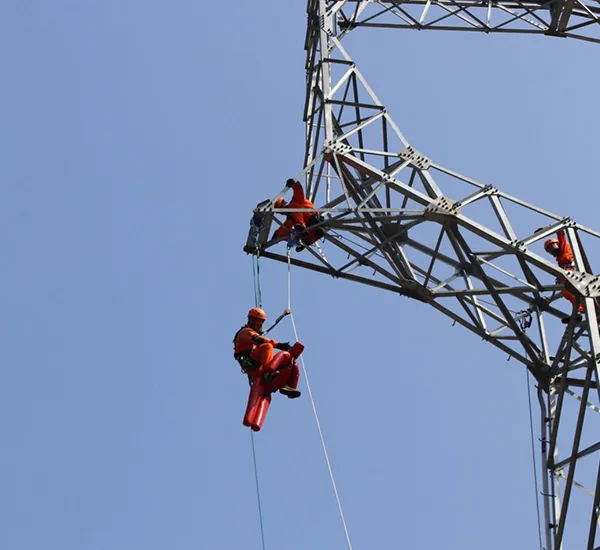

[245,1,600,548]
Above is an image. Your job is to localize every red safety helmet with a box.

[544,238,559,253]
[274,197,287,208]
[248,307,267,321]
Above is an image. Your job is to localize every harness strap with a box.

[234,351,260,374]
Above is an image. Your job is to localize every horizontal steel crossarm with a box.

[330,0,600,43]
[253,240,540,366]
[259,205,577,320]
[251,241,551,373]
[256,248,414,295]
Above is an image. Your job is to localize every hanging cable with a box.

[287,251,354,550]
[525,368,544,550]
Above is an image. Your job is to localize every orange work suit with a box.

[233,326,302,431]
[554,230,584,313]
[273,182,317,240]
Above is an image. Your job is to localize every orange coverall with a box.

[273,182,322,246]
[554,230,584,313]
[233,326,301,431]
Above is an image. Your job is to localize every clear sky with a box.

[1,2,599,549]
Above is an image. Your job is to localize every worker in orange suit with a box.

[272,179,325,252]
[544,230,584,324]
[233,307,304,431]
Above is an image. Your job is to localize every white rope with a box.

[250,431,267,550]
[287,250,354,550]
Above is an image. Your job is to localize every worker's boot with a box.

[280,385,301,399]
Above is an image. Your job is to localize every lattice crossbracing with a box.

[245,2,600,548]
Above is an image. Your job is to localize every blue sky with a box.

[1,2,599,549]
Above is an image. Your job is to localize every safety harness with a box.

[232,326,261,374]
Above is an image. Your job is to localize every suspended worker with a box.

[272,178,325,252]
[233,307,304,431]
[543,230,585,324]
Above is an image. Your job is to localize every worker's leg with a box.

[251,342,274,366]
[264,346,303,398]
[263,362,301,399]
[301,228,324,247]
[263,361,298,391]
[244,377,271,430]
[250,393,271,431]
[261,343,304,375]
[297,216,324,250]
[289,341,304,359]
[273,219,294,240]
[561,289,585,313]
[262,350,291,374]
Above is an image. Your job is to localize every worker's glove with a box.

[285,178,296,188]
[276,342,291,351]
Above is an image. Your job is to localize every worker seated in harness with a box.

[544,229,585,324]
[233,307,304,430]
[272,178,325,252]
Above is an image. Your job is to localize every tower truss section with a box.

[245,2,600,547]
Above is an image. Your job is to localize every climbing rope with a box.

[252,234,263,308]
[250,431,267,550]
[247,243,353,550]
[250,251,267,550]
[525,369,543,550]
[287,250,354,550]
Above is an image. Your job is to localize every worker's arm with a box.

[290,181,306,203]
[557,230,575,265]
[237,328,274,348]
[248,331,289,350]
[250,333,277,347]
